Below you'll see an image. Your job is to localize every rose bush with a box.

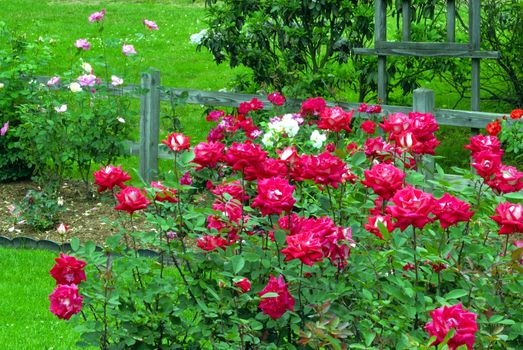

[49,90,522,349]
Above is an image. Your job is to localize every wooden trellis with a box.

[353,0,499,114]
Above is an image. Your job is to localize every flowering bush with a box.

[50,92,522,349]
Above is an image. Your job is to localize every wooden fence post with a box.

[413,88,436,187]
[139,70,161,183]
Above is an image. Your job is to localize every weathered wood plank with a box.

[139,70,161,182]
[375,41,468,51]
[402,1,411,41]
[446,0,456,42]
[352,47,499,59]
[376,0,388,104]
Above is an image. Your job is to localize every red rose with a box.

[162,132,190,152]
[49,284,83,320]
[363,137,396,163]
[258,275,295,319]
[300,97,326,116]
[251,176,295,216]
[361,120,376,134]
[114,187,150,214]
[358,103,381,114]
[425,303,478,350]
[249,157,289,180]
[317,106,353,133]
[192,141,225,170]
[298,152,347,188]
[365,214,394,239]
[387,186,435,231]
[509,108,523,120]
[150,181,178,203]
[49,253,87,285]
[238,97,264,115]
[196,235,229,251]
[380,112,411,136]
[277,146,299,164]
[487,165,523,194]
[361,163,405,200]
[486,119,502,136]
[223,141,267,171]
[433,193,475,229]
[211,181,245,202]
[206,110,224,122]
[234,278,251,293]
[321,226,353,269]
[93,165,131,193]
[490,202,523,235]
[471,150,502,179]
[267,92,285,106]
[464,134,503,156]
[281,230,324,266]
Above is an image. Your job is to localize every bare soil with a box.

[0,180,147,246]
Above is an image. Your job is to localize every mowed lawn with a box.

[0,247,85,349]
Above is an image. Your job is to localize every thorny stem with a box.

[502,234,510,257]
[412,227,420,329]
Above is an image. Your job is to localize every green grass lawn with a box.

[0,247,84,349]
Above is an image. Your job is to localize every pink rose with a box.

[317,106,353,133]
[490,202,523,235]
[77,74,96,87]
[143,19,159,30]
[258,275,295,319]
[49,284,83,320]
[47,76,61,86]
[464,134,502,156]
[192,141,225,170]
[471,150,502,179]
[281,230,324,266]
[296,151,347,188]
[238,98,264,115]
[162,132,190,152]
[361,120,376,134]
[433,193,475,229]
[114,187,150,214]
[267,92,285,106]
[387,186,435,231]
[49,253,86,285]
[487,165,523,194]
[88,9,106,23]
[0,121,9,136]
[425,304,478,350]
[300,97,326,117]
[234,278,251,293]
[196,235,228,251]
[223,141,267,171]
[380,112,411,135]
[74,38,91,50]
[122,43,137,56]
[361,163,405,200]
[365,214,394,239]
[251,177,295,216]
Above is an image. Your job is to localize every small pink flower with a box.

[88,9,106,23]
[49,284,83,320]
[77,74,97,87]
[234,278,251,293]
[47,76,60,86]
[74,38,91,50]
[122,43,137,56]
[56,223,70,234]
[54,105,67,113]
[267,92,285,106]
[143,19,159,30]
[111,75,123,86]
[0,121,8,136]
[180,171,193,185]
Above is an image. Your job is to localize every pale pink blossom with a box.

[88,9,106,23]
[54,105,68,113]
[122,44,137,56]
[111,75,123,86]
[0,121,8,136]
[74,39,91,50]
[143,19,159,30]
[47,76,60,86]
[77,74,96,87]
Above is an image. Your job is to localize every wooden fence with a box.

[37,70,507,183]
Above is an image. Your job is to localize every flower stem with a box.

[502,234,510,257]
[412,227,420,328]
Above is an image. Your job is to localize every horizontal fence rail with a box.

[34,72,509,181]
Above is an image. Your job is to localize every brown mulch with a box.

[0,180,148,246]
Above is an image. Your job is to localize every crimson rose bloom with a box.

[267,92,285,106]
[464,134,502,156]
[363,137,396,163]
[234,278,251,293]
[365,214,394,239]
[196,235,228,251]
[93,165,131,192]
[49,284,83,320]
[321,226,353,269]
[471,150,502,179]
[238,97,264,115]
[162,132,190,152]
[361,163,405,200]
[192,141,225,170]
[486,119,502,136]
[510,108,523,120]
[425,304,478,350]
[300,97,326,116]
[114,187,150,214]
[278,146,299,164]
[258,275,295,319]
[490,202,523,234]
[251,177,295,216]
[360,120,376,134]
[223,141,267,171]
[150,181,178,203]
[317,106,353,133]
[299,152,347,188]
[433,193,474,229]
[387,186,435,231]
[487,165,523,194]
[281,230,324,266]
[380,112,411,136]
[50,253,87,285]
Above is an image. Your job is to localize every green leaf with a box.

[70,237,80,252]
[260,292,279,298]
[445,289,468,300]
[230,255,245,274]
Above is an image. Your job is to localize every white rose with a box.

[0,82,4,89]
[261,131,275,147]
[69,82,82,92]
[310,130,327,148]
[190,29,208,45]
[280,114,300,138]
[81,62,92,73]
